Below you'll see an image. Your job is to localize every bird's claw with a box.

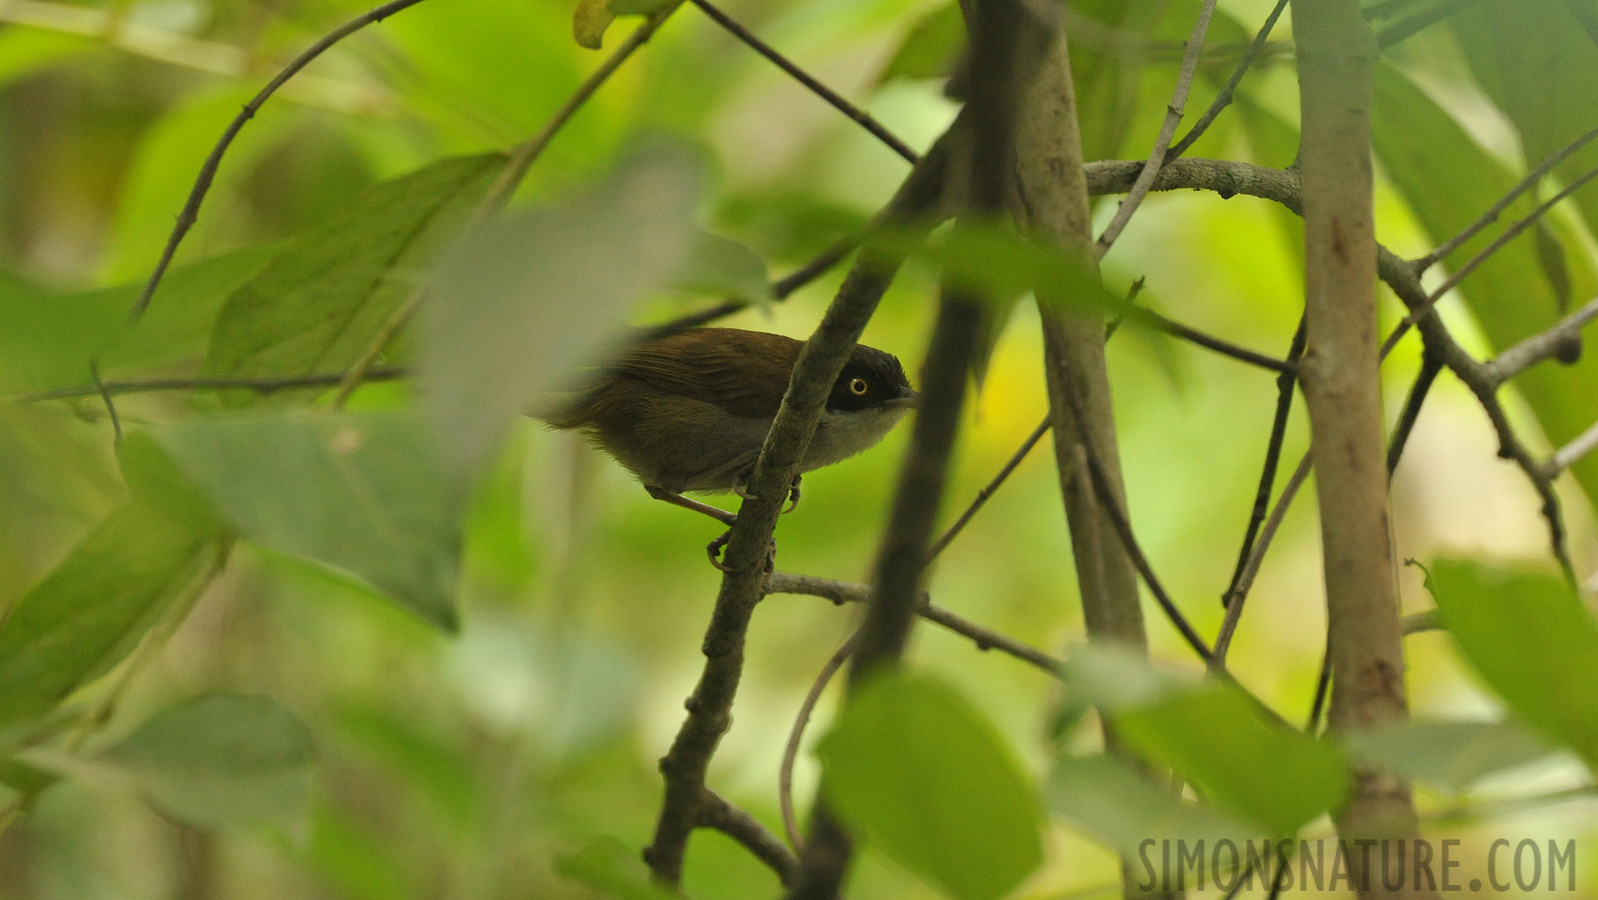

[705,528,776,573]
[782,475,802,514]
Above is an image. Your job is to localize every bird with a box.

[543,327,917,566]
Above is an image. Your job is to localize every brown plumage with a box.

[546,327,915,494]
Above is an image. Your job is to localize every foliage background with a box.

[0,0,1595,897]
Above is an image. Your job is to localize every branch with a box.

[926,415,1052,560]
[764,572,1064,674]
[1414,124,1598,275]
[126,0,435,324]
[1393,159,1598,340]
[687,0,918,164]
[644,129,956,887]
[15,367,410,403]
[1548,418,1598,477]
[697,791,798,886]
[779,632,855,852]
[1294,4,1432,889]
[1129,306,1297,373]
[784,0,1031,891]
[1483,294,1598,387]
[1167,0,1291,160]
[1214,452,1312,661]
[1093,0,1219,255]
[1222,318,1306,608]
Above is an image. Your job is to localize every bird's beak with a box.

[888,389,921,410]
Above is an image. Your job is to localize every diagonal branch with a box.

[1414,124,1598,275]
[1167,0,1291,160]
[686,0,919,163]
[644,128,957,887]
[1094,0,1219,255]
[127,0,435,324]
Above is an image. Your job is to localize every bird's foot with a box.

[706,527,776,573]
[782,475,802,514]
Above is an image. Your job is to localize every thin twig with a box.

[1414,124,1598,275]
[88,359,121,445]
[697,790,798,885]
[1484,294,1598,387]
[1094,0,1219,255]
[126,0,433,324]
[927,415,1052,560]
[1214,452,1311,660]
[1222,318,1306,608]
[1055,378,1216,665]
[1128,307,1297,373]
[1393,160,1598,343]
[15,367,410,403]
[686,0,919,164]
[1548,418,1598,476]
[778,631,856,852]
[1387,350,1443,476]
[1166,0,1290,160]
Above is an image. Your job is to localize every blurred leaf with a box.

[1533,220,1573,313]
[1371,63,1598,505]
[609,0,677,15]
[101,693,314,829]
[200,153,506,404]
[818,670,1044,900]
[0,442,229,736]
[152,410,464,630]
[1050,754,1257,859]
[676,230,770,305]
[304,803,413,900]
[334,704,475,827]
[556,836,683,900]
[1063,644,1349,834]
[878,2,965,84]
[1423,559,1598,768]
[0,247,275,393]
[574,0,616,48]
[103,85,299,283]
[1342,719,1559,794]
[422,142,703,473]
[1453,0,1598,237]
[0,29,90,90]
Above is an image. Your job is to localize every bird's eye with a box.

[849,378,869,396]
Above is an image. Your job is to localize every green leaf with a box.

[608,0,676,16]
[1423,559,1598,768]
[1050,754,1257,859]
[100,693,315,829]
[151,410,464,631]
[818,671,1044,900]
[878,2,965,84]
[1371,63,1598,504]
[0,501,227,736]
[421,142,704,472]
[1453,0,1598,238]
[103,85,298,283]
[675,230,770,305]
[1063,644,1349,835]
[200,153,507,404]
[556,836,683,900]
[0,28,90,90]
[1342,719,1559,794]
[0,247,274,393]
[573,0,616,48]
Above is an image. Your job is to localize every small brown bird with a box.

[545,327,917,564]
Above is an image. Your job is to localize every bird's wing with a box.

[609,329,800,418]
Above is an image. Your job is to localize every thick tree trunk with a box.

[1292,2,1435,897]
[1013,26,1171,900]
